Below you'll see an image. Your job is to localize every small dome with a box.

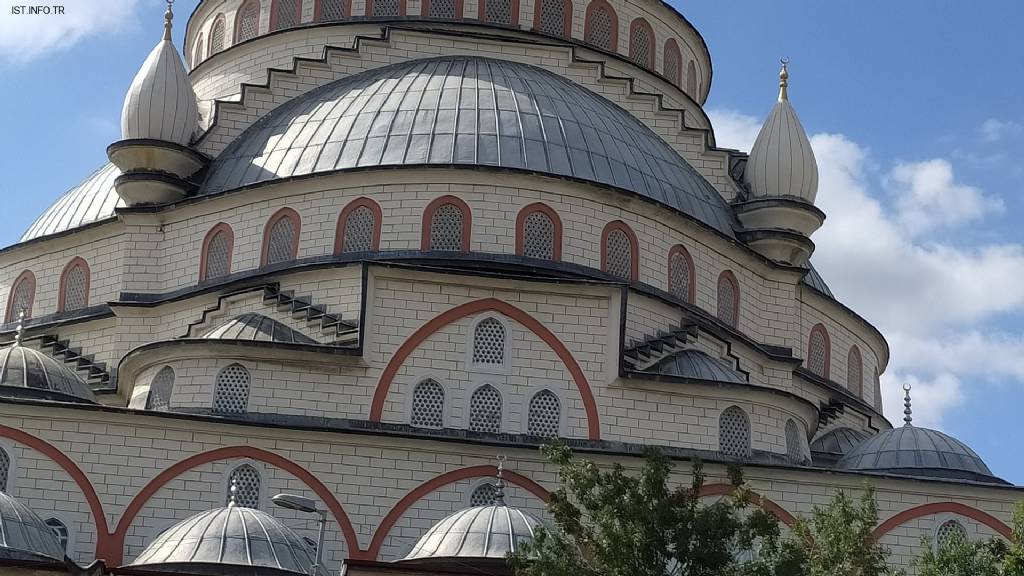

[0,491,66,564]
[120,4,198,145]
[20,163,122,243]
[743,62,818,202]
[811,427,871,457]
[128,505,326,575]
[402,504,541,562]
[201,313,317,344]
[0,344,96,404]
[838,426,1004,484]
[647,349,747,384]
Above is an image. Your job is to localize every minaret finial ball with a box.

[163,0,174,42]
[778,58,790,102]
[903,383,913,427]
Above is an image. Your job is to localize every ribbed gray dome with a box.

[0,491,66,564]
[21,163,122,243]
[647,349,747,384]
[203,56,737,237]
[200,313,317,344]
[0,345,96,404]
[128,506,326,576]
[811,427,871,457]
[402,504,541,561]
[838,425,1004,484]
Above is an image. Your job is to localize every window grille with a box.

[472,318,506,366]
[719,406,750,457]
[470,483,497,507]
[686,60,697,97]
[785,419,805,464]
[62,264,88,311]
[717,274,737,326]
[342,206,375,253]
[668,249,690,301]
[193,35,204,67]
[147,366,175,412]
[374,0,401,16]
[411,379,444,428]
[527,390,560,437]
[936,520,967,548]
[537,0,565,36]
[630,24,652,67]
[44,518,69,551]
[266,216,296,264]
[808,327,828,377]
[227,464,261,508]
[468,385,502,433]
[588,6,613,49]
[213,364,250,414]
[664,41,681,86]
[273,0,299,30]
[321,0,348,20]
[210,16,226,54]
[484,0,512,24]
[9,276,34,320]
[522,210,555,260]
[237,0,260,41]
[848,347,863,396]
[605,228,632,279]
[429,203,464,251]
[0,448,9,492]
[429,0,456,17]
[204,230,231,280]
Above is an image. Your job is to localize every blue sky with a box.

[0,1,1022,482]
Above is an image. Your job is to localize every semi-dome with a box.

[402,503,540,563]
[21,163,123,243]
[0,491,66,564]
[0,340,97,404]
[646,349,747,384]
[127,505,327,575]
[200,313,317,344]
[204,56,738,237]
[810,426,871,467]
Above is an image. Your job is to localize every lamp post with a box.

[272,493,326,576]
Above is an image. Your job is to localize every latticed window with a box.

[629,22,652,68]
[717,273,738,327]
[429,203,464,251]
[664,40,681,86]
[45,518,69,552]
[719,406,750,457]
[537,0,565,36]
[527,390,560,437]
[587,4,614,50]
[213,364,250,414]
[373,0,401,16]
[8,273,34,321]
[429,0,456,18]
[522,210,555,260]
[411,379,445,428]
[686,60,697,97]
[265,214,297,265]
[0,447,9,492]
[470,483,497,507]
[785,419,805,464]
[204,229,232,280]
[236,0,260,42]
[936,520,967,548]
[847,346,863,396]
[226,464,261,508]
[483,0,512,24]
[808,326,829,378]
[272,0,299,30]
[472,317,506,366]
[321,0,348,20]
[61,262,88,312]
[342,206,375,253]
[209,16,226,55]
[668,248,691,302]
[146,366,175,411]
[604,228,632,280]
[193,34,205,68]
[468,385,502,433]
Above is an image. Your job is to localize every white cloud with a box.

[886,159,1003,235]
[708,109,762,153]
[0,0,143,65]
[881,372,963,429]
[980,118,1023,143]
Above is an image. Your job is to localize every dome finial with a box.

[163,0,174,41]
[13,309,25,346]
[778,58,790,102]
[903,383,913,427]
[228,481,238,507]
[493,455,507,506]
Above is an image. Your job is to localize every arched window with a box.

[270,0,301,31]
[716,271,739,327]
[472,317,506,367]
[601,221,638,281]
[6,271,35,322]
[261,208,301,266]
[0,447,9,492]
[470,482,497,507]
[316,0,349,20]
[58,258,90,313]
[368,0,402,16]
[785,419,805,464]
[193,34,205,68]
[629,18,654,68]
[468,384,502,433]
[146,366,175,411]
[200,223,234,281]
[479,0,517,25]
[685,60,697,98]
[584,0,617,51]
[847,346,863,396]
[533,0,571,37]
[44,518,69,552]
[663,39,681,86]
[226,464,261,508]
[423,196,471,252]
[667,245,694,303]
[807,324,831,379]
[873,369,883,411]
[719,405,750,457]
[410,379,445,428]
[527,390,560,437]
[935,520,967,549]
[425,0,460,18]
[208,14,227,55]
[335,198,381,253]
[213,363,250,414]
[235,0,261,42]
[515,203,561,261]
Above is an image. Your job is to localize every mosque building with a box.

[0,0,1017,573]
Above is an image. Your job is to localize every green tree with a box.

[913,502,1024,576]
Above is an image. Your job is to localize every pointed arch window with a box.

[410,379,445,428]
[335,198,382,253]
[423,196,471,252]
[629,18,654,69]
[807,324,831,379]
[235,0,261,42]
[146,366,175,412]
[785,419,805,464]
[515,203,561,261]
[213,363,250,414]
[208,14,227,55]
[200,223,234,281]
[43,518,69,552]
[58,258,90,313]
[719,405,750,457]
[667,245,694,303]
[471,317,507,367]
[601,221,638,281]
[685,60,697,98]
[716,271,739,327]
[424,0,460,18]
[527,390,560,437]
[0,446,9,492]
[270,0,301,31]
[479,0,517,25]
[193,34,205,68]
[261,208,301,266]
[470,482,497,507]
[226,464,261,508]
[316,0,349,20]
[6,271,35,322]
[584,0,617,51]
[935,520,967,549]
[847,346,863,396]
[534,0,571,37]
[368,0,403,16]
[663,39,681,86]
[468,384,502,433]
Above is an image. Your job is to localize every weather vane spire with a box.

[13,309,25,346]
[778,58,790,102]
[903,383,913,426]
[493,455,507,506]
[228,481,238,507]
[163,0,174,41]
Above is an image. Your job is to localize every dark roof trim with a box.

[0,216,119,256]
[0,305,115,338]
[801,282,890,369]
[119,338,360,369]
[795,367,890,427]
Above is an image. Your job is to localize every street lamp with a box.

[272,493,326,576]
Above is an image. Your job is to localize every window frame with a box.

[514,202,562,261]
[847,345,863,396]
[365,0,407,16]
[315,0,350,20]
[421,195,472,252]
[234,0,262,43]
[718,405,751,458]
[408,376,448,429]
[193,33,205,68]
[807,323,832,379]
[335,197,382,254]
[532,0,573,37]
[686,60,697,98]
[600,220,639,281]
[663,38,682,86]
[667,244,695,303]
[260,207,302,266]
[583,0,618,51]
[199,222,235,281]
[628,17,655,69]
[269,0,303,31]
[224,461,264,509]
[58,257,90,313]
[716,270,740,328]
[465,383,505,434]
[421,0,464,18]
[5,270,36,322]
[467,313,511,374]
[208,13,227,55]
[523,388,563,437]
[478,0,519,25]
[212,362,251,414]
[146,365,176,411]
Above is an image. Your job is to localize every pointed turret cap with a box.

[743,60,819,202]
[120,0,198,145]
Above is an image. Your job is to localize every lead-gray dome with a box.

[128,505,327,575]
[838,425,1004,484]
[402,503,541,562]
[204,56,737,237]
[21,163,123,243]
[0,344,97,404]
[0,491,66,564]
[201,313,317,344]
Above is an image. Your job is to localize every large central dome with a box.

[204,56,737,237]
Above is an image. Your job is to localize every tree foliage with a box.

[914,502,1024,576]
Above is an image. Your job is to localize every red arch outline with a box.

[421,195,472,252]
[58,257,91,313]
[699,483,796,527]
[514,202,563,261]
[808,323,832,380]
[532,0,572,37]
[667,244,695,304]
[628,17,655,69]
[199,222,235,281]
[369,298,601,440]
[600,220,639,281]
[108,446,363,564]
[233,0,261,43]
[260,207,302,266]
[367,465,550,558]
[873,502,1012,540]
[335,197,383,254]
[6,270,36,322]
[583,0,618,51]
[663,38,682,86]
